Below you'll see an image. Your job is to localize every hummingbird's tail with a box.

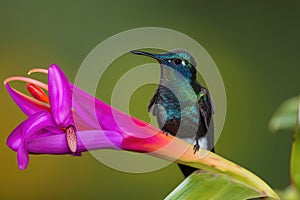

[178,164,198,178]
[178,147,215,177]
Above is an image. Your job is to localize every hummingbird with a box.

[131,49,214,177]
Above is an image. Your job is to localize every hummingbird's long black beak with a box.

[130,50,159,60]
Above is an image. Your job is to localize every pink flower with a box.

[4,64,180,169]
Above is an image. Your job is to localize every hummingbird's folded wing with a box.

[148,89,159,113]
[198,87,214,151]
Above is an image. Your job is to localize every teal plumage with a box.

[131,49,214,177]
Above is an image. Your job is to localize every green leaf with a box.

[166,170,266,200]
[269,96,298,132]
[169,147,279,199]
[291,97,300,191]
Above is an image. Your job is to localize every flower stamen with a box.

[28,68,48,75]
[3,76,48,90]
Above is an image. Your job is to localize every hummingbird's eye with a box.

[174,58,182,65]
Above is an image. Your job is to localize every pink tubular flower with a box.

[4,64,181,170]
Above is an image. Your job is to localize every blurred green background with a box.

[1,1,299,199]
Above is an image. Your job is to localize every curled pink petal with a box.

[5,83,49,116]
[17,142,29,170]
[21,111,54,141]
[48,64,72,127]
[7,121,25,151]
[15,111,54,169]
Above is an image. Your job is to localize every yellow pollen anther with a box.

[66,126,77,153]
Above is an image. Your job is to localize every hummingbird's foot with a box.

[161,128,170,136]
[193,143,200,154]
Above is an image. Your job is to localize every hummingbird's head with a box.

[131,49,197,82]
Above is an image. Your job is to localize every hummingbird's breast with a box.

[157,83,200,139]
